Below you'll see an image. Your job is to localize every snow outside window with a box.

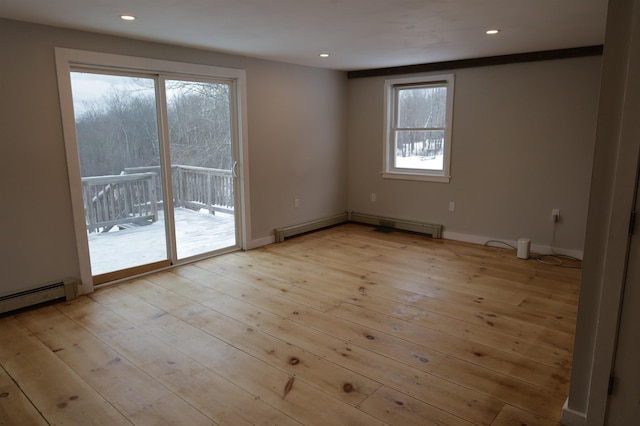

[382,74,454,183]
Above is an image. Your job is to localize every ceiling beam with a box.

[347,45,603,79]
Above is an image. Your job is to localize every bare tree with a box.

[73,76,233,177]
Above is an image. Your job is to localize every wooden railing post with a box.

[207,168,213,214]
[149,173,158,222]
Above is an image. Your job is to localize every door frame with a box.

[605,150,640,423]
[563,1,640,423]
[55,48,251,294]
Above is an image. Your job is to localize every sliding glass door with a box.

[164,79,237,259]
[68,69,240,284]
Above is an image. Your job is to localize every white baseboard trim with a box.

[246,235,275,250]
[442,231,584,260]
[249,226,584,260]
[561,398,586,426]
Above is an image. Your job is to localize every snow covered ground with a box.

[88,208,236,275]
[395,154,443,170]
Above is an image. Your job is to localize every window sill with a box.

[381,171,451,183]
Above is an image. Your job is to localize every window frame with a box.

[382,73,455,183]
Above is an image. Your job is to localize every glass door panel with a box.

[70,72,170,277]
[165,79,237,259]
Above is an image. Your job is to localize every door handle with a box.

[232,161,238,178]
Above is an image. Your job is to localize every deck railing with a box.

[82,172,158,233]
[172,165,234,214]
[83,165,234,233]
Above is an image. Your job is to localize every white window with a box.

[383,74,454,182]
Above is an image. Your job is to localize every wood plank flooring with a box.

[0,223,581,425]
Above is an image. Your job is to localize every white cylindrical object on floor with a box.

[517,238,531,259]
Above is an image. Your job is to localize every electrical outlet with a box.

[552,208,560,222]
[294,198,300,208]
[449,201,455,212]
[371,193,377,202]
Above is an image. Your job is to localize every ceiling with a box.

[0,0,609,71]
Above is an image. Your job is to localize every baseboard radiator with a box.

[0,280,79,315]
[274,213,349,242]
[274,211,443,242]
[349,212,443,238]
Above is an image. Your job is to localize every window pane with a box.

[397,86,447,129]
[394,130,444,170]
[70,72,168,275]
[165,79,237,259]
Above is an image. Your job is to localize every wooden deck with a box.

[0,223,580,425]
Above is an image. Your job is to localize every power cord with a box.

[535,253,582,268]
[535,220,582,269]
[484,240,517,250]
[483,222,582,269]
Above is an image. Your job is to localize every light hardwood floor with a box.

[0,223,581,425]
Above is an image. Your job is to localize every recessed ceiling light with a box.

[486,29,500,35]
[319,53,330,58]
[120,15,136,21]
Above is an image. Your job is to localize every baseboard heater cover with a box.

[348,212,443,238]
[274,213,349,242]
[0,280,79,315]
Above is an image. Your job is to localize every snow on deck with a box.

[88,208,236,275]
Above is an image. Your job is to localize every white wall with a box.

[247,61,348,237]
[0,18,348,295]
[347,56,601,254]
